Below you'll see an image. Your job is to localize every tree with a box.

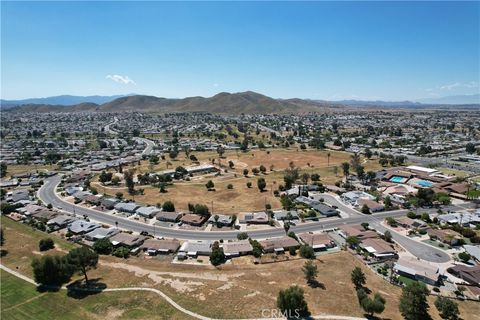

[259,165,267,174]
[237,232,248,240]
[399,282,430,320]
[243,168,249,177]
[360,292,386,317]
[0,228,4,246]
[39,238,55,251]
[346,236,360,248]
[361,204,371,214]
[341,162,350,177]
[93,238,113,255]
[302,260,318,285]
[466,142,476,154]
[123,169,136,195]
[364,148,373,159]
[0,162,7,178]
[299,245,315,259]
[66,247,99,284]
[205,180,215,191]
[284,222,290,234]
[311,173,320,182]
[384,230,393,243]
[162,201,175,212]
[210,241,225,266]
[169,148,179,160]
[435,297,459,320]
[115,192,123,200]
[351,267,366,289]
[301,173,310,185]
[277,285,310,318]
[384,196,392,209]
[257,178,266,192]
[458,252,471,263]
[246,181,252,188]
[112,247,130,258]
[31,255,73,286]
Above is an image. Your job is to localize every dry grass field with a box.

[3,164,57,177]
[95,148,382,214]
[1,216,479,320]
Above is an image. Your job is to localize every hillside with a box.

[0,94,129,108]
[6,92,326,114]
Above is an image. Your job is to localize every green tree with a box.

[39,238,55,251]
[112,247,130,258]
[237,232,248,240]
[257,178,267,192]
[302,260,318,285]
[384,230,393,243]
[205,180,215,191]
[361,204,371,214]
[162,201,175,212]
[399,282,430,320]
[246,181,252,188]
[359,292,386,317]
[384,196,392,208]
[0,162,7,178]
[210,241,225,266]
[66,247,99,284]
[458,252,471,263]
[31,255,73,286]
[93,238,113,255]
[0,228,4,246]
[351,267,366,289]
[341,162,350,177]
[346,236,360,248]
[277,286,310,318]
[123,169,136,195]
[435,297,459,320]
[299,245,315,259]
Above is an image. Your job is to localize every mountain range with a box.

[1,92,479,114]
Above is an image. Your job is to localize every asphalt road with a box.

[134,137,155,155]
[38,175,453,262]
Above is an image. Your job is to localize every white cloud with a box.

[106,74,136,85]
[439,81,478,90]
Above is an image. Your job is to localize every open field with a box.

[0,270,190,320]
[2,216,479,320]
[4,164,57,178]
[94,148,382,213]
[0,216,77,278]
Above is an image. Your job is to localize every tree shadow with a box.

[36,284,63,293]
[66,278,107,299]
[308,280,326,290]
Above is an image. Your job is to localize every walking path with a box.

[0,264,366,320]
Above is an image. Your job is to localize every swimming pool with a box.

[417,180,433,187]
[390,176,405,183]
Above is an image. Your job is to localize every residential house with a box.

[100,198,119,210]
[238,211,269,224]
[298,232,335,251]
[447,265,480,286]
[141,238,181,255]
[180,214,207,226]
[222,240,253,257]
[68,220,100,235]
[295,196,339,216]
[427,228,463,246]
[359,238,397,259]
[178,240,213,258]
[84,227,120,241]
[114,202,140,214]
[47,215,77,230]
[207,214,233,226]
[259,236,300,254]
[394,256,441,285]
[339,224,379,240]
[136,206,161,219]
[357,198,385,213]
[109,232,145,248]
[272,210,299,221]
[156,211,182,223]
[341,191,375,205]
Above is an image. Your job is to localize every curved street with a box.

[38,175,451,263]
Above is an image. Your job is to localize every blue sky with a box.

[1,1,479,101]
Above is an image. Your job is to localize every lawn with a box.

[0,216,77,278]
[0,270,190,320]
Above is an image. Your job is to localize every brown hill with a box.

[6,91,332,114]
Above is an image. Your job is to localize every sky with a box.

[1,1,479,101]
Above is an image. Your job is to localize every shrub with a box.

[39,238,55,251]
[112,247,130,258]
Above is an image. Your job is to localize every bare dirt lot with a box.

[94,148,381,214]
